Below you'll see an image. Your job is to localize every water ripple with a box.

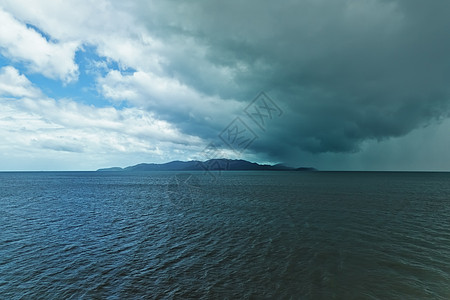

[0,171,450,299]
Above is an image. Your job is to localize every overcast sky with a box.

[1,0,450,171]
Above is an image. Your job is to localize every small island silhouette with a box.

[97,159,317,172]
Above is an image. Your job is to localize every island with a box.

[97,159,317,172]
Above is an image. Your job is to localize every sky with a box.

[1,0,450,171]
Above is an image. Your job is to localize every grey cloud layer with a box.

[120,0,450,161]
[2,0,448,169]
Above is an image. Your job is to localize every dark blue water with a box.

[1,171,450,299]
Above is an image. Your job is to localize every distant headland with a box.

[97,159,317,172]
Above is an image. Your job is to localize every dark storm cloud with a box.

[127,0,450,161]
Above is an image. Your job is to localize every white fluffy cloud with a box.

[97,70,242,127]
[0,0,162,73]
[0,67,204,170]
[0,0,239,92]
[0,0,241,130]
[0,66,42,98]
[0,9,79,83]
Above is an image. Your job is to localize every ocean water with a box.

[0,171,449,299]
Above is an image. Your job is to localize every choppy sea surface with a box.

[1,171,450,299]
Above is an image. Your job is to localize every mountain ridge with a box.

[97,159,317,172]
